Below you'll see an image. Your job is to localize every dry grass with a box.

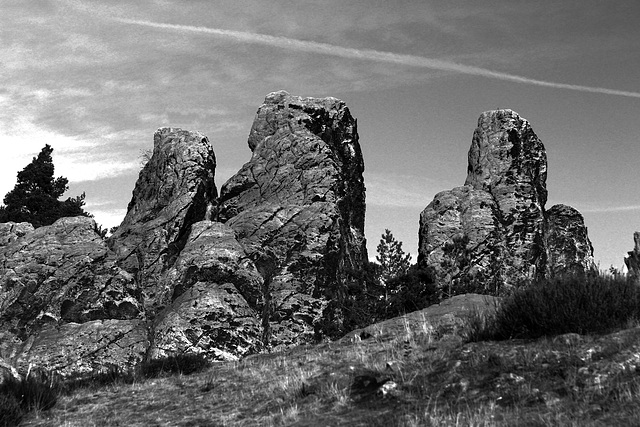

[18,316,640,426]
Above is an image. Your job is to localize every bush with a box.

[472,273,640,340]
[0,373,58,416]
[384,266,439,318]
[139,353,211,378]
[60,365,136,394]
[0,392,24,427]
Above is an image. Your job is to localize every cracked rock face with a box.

[0,222,34,246]
[108,127,218,313]
[0,217,144,379]
[0,217,141,340]
[546,204,595,278]
[216,91,367,347]
[419,110,594,293]
[15,319,149,378]
[149,221,264,361]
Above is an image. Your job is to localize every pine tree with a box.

[376,229,412,285]
[0,145,89,227]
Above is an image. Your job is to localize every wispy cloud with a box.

[580,205,640,214]
[114,18,640,99]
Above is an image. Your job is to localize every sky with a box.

[1,0,639,271]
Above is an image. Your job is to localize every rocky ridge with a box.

[419,110,595,293]
[0,103,600,383]
[0,92,367,378]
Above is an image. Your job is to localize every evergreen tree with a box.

[376,229,412,285]
[0,145,89,227]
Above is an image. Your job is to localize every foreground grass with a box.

[19,313,640,426]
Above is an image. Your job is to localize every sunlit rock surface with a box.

[216,91,368,347]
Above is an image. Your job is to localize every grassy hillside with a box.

[13,290,640,427]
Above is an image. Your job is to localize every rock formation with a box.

[0,216,147,377]
[624,232,640,283]
[545,204,595,278]
[419,110,594,294]
[0,92,368,379]
[108,127,218,313]
[216,90,367,346]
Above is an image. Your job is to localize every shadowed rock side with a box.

[419,110,594,294]
[108,128,218,313]
[216,90,367,348]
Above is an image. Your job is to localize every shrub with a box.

[384,266,439,318]
[0,373,58,415]
[472,273,640,340]
[0,392,24,427]
[139,353,211,378]
[60,365,136,394]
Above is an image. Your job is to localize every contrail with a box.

[116,17,640,99]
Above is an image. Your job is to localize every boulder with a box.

[0,217,141,340]
[108,127,217,313]
[0,216,145,378]
[341,293,500,344]
[15,319,148,378]
[419,110,594,294]
[216,91,367,346]
[545,204,595,277]
[148,221,263,361]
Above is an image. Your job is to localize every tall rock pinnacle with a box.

[108,128,218,312]
[216,90,368,345]
[419,109,594,294]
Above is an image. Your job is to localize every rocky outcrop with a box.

[419,110,594,294]
[14,319,148,378]
[0,216,145,380]
[545,204,595,277]
[108,128,217,313]
[216,91,367,347]
[0,92,369,379]
[0,217,140,340]
[624,232,640,283]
